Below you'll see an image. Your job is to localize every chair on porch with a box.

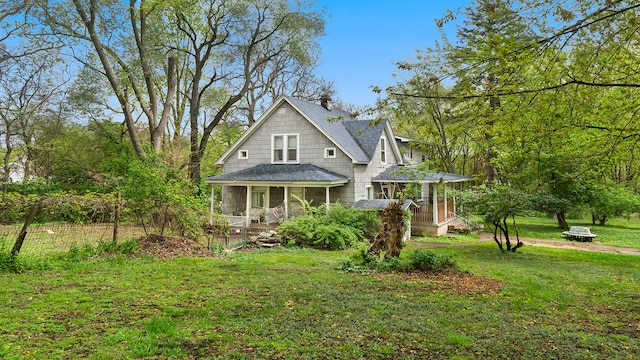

[246,208,264,223]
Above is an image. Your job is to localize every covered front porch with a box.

[204,164,349,227]
[372,166,474,236]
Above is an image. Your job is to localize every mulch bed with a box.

[136,234,216,259]
[379,269,504,295]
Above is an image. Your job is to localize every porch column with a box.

[209,185,215,225]
[325,186,330,212]
[265,186,271,211]
[432,183,438,225]
[453,185,457,214]
[245,185,251,227]
[422,182,429,203]
[443,184,448,220]
[284,186,289,219]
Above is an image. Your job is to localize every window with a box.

[380,137,387,163]
[251,187,266,208]
[238,150,248,159]
[325,148,336,158]
[272,134,298,163]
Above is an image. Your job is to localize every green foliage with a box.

[407,249,457,272]
[278,203,379,250]
[312,223,359,251]
[277,215,319,245]
[586,183,640,225]
[55,244,96,264]
[340,248,457,274]
[97,240,139,255]
[114,155,207,239]
[325,203,380,241]
[0,249,21,273]
[458,184,531,251]
[0,192,121,224]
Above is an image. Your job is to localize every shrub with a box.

[278,215,319,246]
[407,249,457,272]
[97,239,139,255]
[0,250,21,273]
[312,223,359,250]
[326,204,380,241]
[278,204,380,250]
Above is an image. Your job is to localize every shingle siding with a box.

[214,97,406,207]
[224,102,356,182]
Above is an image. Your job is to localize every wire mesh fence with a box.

[0,223,148,257]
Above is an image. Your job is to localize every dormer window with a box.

[380,137,387,164]
[272,134,298,163]
[325,148,336,158]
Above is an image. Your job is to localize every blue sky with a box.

[315,0,469,107]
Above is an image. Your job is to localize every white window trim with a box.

[324,147,336,158]
[271,133,300,164]
[380,136,387,164]
[238,150,248,159]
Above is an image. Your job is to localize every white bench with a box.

[562,226,597,242]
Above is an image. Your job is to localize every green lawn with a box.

[512,215,640,249]
[2,241,639,359]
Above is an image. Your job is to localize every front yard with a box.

[1,234,639,359]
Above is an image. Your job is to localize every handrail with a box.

[448,212,482,230]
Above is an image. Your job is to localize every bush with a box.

[312,223,359,250]
[0,250,21,273]
[407,249,457,272]
[326,204,380,241]
[338,248,458,274]
[97,239,139,255]
[278,204,380,250]
[278,215,319,246]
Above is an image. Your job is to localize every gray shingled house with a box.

[204,95,472,236]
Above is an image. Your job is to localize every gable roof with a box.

[216,96,403,165]
[204,163,349,185]
[373,165,474,184]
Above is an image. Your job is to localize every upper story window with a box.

[238,150,248,159]
[325,148,336,158]
[272,134,298,163]
[380,137,387,163]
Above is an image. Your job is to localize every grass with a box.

[1,240,639,359]
[513,215,640,249]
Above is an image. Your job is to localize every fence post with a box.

[112,192,120,245]
[11,201,41,258]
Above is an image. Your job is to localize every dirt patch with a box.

[479,232,640,256]
[137,234,216,259]
[380,269,504,295]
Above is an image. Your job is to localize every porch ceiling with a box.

[204,163,349,186]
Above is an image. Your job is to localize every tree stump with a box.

[368,201,405,258]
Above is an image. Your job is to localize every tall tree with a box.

[36,0,177,158]
[0,52,69,192]
[160,0,325,186]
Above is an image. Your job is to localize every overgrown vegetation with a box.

[339,247,458,274]
[0,239,139,273]
[278,202,380,250]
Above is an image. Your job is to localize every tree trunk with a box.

[11,202,41,258]
[556,211,569,230]
[368,202,405,258]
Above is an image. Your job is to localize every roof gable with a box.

[216,95,402,165]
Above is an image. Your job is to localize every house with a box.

[204,95,473,236]
[395,135,427,166]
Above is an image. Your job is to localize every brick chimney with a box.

[320,94,331,110]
